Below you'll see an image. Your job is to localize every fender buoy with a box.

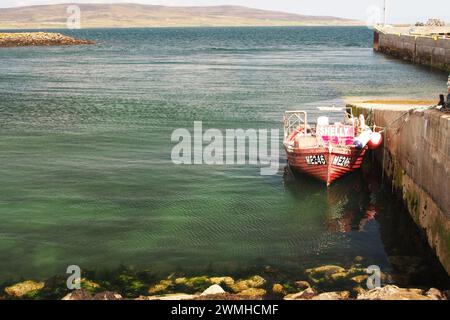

[368,132,383,149]
[353,130,372,149]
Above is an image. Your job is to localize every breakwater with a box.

[0,32,94,47]
[348,101,450,275]
[373,26,450,72]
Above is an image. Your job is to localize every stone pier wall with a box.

[374,29,450,72]
[349,104,450,275]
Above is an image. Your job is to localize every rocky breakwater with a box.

[0,32,94,47]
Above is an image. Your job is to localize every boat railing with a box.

[283,111,308,140]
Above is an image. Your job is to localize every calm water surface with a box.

[0,27,448,283]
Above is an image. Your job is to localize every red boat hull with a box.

[285,145,367,186]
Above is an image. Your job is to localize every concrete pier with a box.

[373,26,450,72]
[347,100,450,275]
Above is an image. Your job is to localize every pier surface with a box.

[348,99,450,275]
[0,32,94,47]
[373,26,450,72]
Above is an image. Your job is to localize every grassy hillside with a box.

[0,3,363,29]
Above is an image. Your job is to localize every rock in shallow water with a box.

[425,288,446,300]
[351,274,369,284]
[210,276,234,285]
[93,291,123,300]
[230,275,266,293]
[283,287,317,300]
[137,293,198,300]
[272,283,286,295]
[311,291,350,300]
[148,279,173,294]
[5,280,44,298]
[201,284,225,296]
[62,289,93,300]
[294,280,311,290]
[237,288,266,298]
[357,285,444,300]
[306,265,346,283]
[0,32,94,47]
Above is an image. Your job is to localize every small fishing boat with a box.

[283,107,382,186]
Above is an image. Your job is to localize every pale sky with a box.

[1,0,449,24]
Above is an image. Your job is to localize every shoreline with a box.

[0,32,95,47]
[1,257,448,300]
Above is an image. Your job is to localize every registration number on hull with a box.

[305,155,326,165]
[332,155,351,168]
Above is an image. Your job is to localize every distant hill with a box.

[0,3,363,29]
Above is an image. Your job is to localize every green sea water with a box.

[0,27,448,284]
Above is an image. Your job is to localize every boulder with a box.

[345,267,367,278]
[237,288,266,298]
[148,279,173,294]
[272,283,285,295]
[246,275,266,288]
[306,265,346,283]
[137,293,197,300]
[352,285,366,295]
[294,280,311,290]
[351,275,368,284]
[311,291,350,300]
[176,276,211,292]
[201,285,225,296]
[425,288,446,300]
[81,278,101,293]
[62,289,93,300]
[283,287,317,300]
[92,291,123,300]
[329,272,348,282]
[443,290,450,300]
[194,293,247,300]
[230,275,266,293]
[210,277,235,286]
[174,277,187,285]
[357,285,431,300]
[5,280,45,298]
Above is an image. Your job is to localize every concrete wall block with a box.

[432,48,446,65]
[437,38,450,49]
[433,47,446,57]
[403,36,416,44]
[417,45,432,56]
[404,42,415,52]
[417,37,436,47]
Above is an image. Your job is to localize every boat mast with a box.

[383,0,388,25]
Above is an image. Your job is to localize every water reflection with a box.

[283,164,378,234]
[283,160,450,289]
